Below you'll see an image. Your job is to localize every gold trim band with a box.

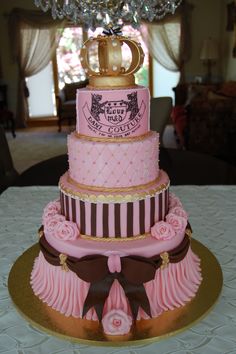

[75,131,152,143]
[59,179,170,203]
[80,232,150,242]
[68,175,160,193]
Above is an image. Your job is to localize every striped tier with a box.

[59,170,170,239]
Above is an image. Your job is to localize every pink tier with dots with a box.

[76,86,149,138]
[59,170,169,238]
[68,131,159,188]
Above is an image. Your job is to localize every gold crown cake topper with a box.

[80,26,144,88]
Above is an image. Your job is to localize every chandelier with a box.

[34,0,183,30]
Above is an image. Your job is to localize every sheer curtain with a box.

[9,8,65,127]
[140,2,192,83]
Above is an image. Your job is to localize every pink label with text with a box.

[76,86,150,138]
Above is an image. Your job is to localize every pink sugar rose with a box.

[54,220,79,241]
[151,221,175,240]
[169,206,188,220]
[169,193,183,209]
[42,200,61,224]
[166,213,187,233]
[102,309,132,335]
[44,214,66,234]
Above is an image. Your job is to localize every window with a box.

[153,60,180,104]
[26,61,56,118]
[56,27,86,90]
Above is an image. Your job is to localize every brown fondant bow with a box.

[38,226,191,321]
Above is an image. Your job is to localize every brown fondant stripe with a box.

[80,200,86,234]
[60,192,65,216]
[115,204,121,237]
[103,204,109,237]
[139,199,145,234]
[91,203,97,236]
[71,198,76,223]
[65,195,70,220]
[150,196,155,227]
[165,189,168,215]
[159,193,163,220]
[127,202,133,237]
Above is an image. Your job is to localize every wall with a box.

[184,0,236,82]
[0,0,235,117]
[185,0,223,81]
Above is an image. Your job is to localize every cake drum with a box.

[8,238,223,347]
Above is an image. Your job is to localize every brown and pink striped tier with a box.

[59,170,170,239]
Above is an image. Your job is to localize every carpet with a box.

[6,129,68,174]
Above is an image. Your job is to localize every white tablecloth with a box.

[0,186,236,354]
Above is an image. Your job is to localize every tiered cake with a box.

[31,32,202,336]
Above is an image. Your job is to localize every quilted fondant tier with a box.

[59,170,169,239]
[68,131,159,188]
[76,86,149,138]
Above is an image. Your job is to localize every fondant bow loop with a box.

[120,256,158,285]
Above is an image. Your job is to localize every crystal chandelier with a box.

[34,0,183,30]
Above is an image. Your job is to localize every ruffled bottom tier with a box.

[31,247,202,321]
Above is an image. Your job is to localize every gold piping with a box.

[68,175,160,193]
[59,180,170,203]
[74,131,153,143]
[80,232,151,241]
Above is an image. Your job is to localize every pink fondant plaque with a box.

[76,86,150,138]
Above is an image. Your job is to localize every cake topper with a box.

[79,27,144,88]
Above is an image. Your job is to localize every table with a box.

[15,149,236,187]
[0,186,236,353]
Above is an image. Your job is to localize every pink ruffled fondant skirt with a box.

[30,248,202,321]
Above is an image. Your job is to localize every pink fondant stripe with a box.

[133,200,140,236]
[145,197,151,233]
[96,203,103,237]
[120,203,127,238]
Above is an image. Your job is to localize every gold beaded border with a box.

[75,131,153,143]
[59,178,170,203]
[80,232,151,242]
[67,175,160,193]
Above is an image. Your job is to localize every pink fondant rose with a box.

[166,213,187,233]
[169,193,183,209]
[54,220,79,241]
[42,200,61,225]
[44,214,66,234]
[102,310,132,335]
[169,206,188,220]
[151,221,175,240]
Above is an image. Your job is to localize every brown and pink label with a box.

[77,87,149,138]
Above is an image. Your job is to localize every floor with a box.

[6,125,177,174]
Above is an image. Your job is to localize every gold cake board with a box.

[8,239,223,347]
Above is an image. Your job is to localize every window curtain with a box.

[8,8,65,127]
[140,1,192,83]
